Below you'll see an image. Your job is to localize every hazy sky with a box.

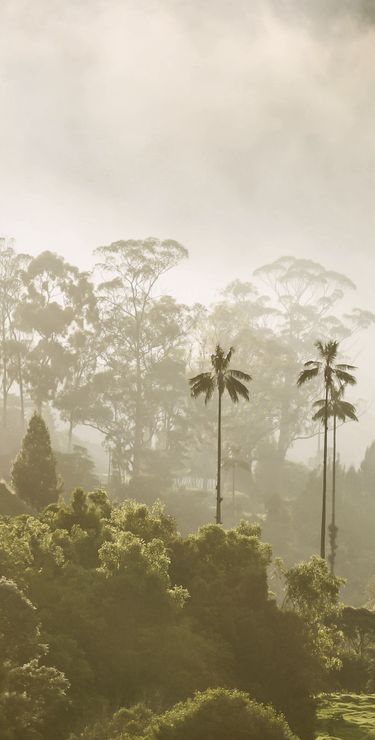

[1,0,375,463]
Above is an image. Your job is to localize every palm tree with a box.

[189,345,251,525]
[312,387,358,573]
[297,340,356,559]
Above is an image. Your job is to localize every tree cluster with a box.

[0,240,370,501]
[0,492,344,740]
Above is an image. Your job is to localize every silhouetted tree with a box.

[297,340,356,559]
[189,345,251,524]
[11,412,60,510]
[313,387,358,573]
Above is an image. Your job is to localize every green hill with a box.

[316,693,375,739]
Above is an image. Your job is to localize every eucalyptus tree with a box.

[313,387,358,573]
[254,257,371,462]
[189,345,251,525]
[297,340,356,559]
[16,251,96,414]
[0,239,30,429]
[95,238,188,476]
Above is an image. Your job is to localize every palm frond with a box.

[225,376,250,403]
[297,366,319,386]
[225,346,235,367]
[335,369,357,386]
[303,360,321,368]
[312,407,329,423]
[229,368,252,383]
[189,372,216,404]
[335,363,357,371]
[312,399,326,409]
[334,400,358,422]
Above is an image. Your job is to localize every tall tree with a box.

[297,340,356,559]
[0,239,30,429]
[189,345,251,525]
[95,238,188,476]
[313,387,358,573]
[254,257,372,462]
[11,412,60,510]
[16,251,96,414]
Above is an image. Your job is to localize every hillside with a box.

[317,693,375,739]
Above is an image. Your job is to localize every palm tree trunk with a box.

[133,331,142,477]
[232,462,235,519]
[330,412,337,574]
[2,315,7,429]
[216,390,222,525]
[321,384,329,559]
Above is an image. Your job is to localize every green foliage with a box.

[171,524,317,740]
[11,413,60,510]
[69,704,153,740]
[283,556,344,671]
[145,688,297,740]
[0,495,339,740]
[0,577,69,740]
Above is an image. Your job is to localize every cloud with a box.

[0,0,375,288]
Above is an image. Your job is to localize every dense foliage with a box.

[0,492,337,740]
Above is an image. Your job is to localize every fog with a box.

[4,7,375,737]
[1,0,375,466]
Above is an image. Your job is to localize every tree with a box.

[11,412,60,510]
[253,257,372,462]
[283,555,344,672]
[145,688,297,740]
[189,345,251,524]
[16,251,96,415]
[313,387,358,573]
[95,238,188,476]
[297,340,356,559]
[0,239,30,430]
[0,577,69,740]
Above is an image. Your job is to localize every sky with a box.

[1,0,375,464]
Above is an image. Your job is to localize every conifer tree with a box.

[11,412,60,510]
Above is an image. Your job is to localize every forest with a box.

[2,237,375,739]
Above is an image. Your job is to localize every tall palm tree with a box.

[313,387,358,573]
[297,340,356,559]
[189,345,251,525]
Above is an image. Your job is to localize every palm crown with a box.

[297,340,356,391]
[312,390,358,425]
[189,345,251,403]
[297,339,357,562]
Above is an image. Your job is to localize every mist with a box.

[3,4,375,739]
[1,1,375,290]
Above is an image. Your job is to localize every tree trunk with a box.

[17,350,25,430]
[133,325,142,477]
[321,384,329,559]
[232,462,235,519]
[2,315,7,429]
[330,412,337,574]
[216,390,222,525]
[68,414,74,451]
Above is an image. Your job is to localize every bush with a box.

[145,688,297,740]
